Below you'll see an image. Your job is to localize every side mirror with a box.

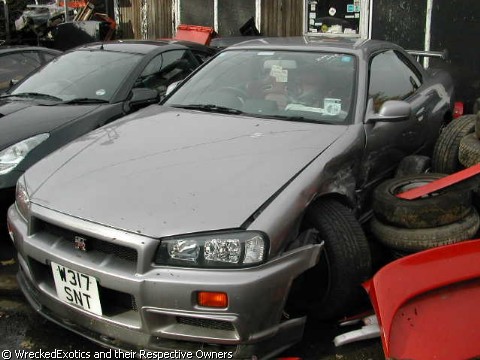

[366,100,412,124]
[128,88,160,111]
[165,80,182,96]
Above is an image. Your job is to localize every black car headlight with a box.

[0,133,49,175]
[155,231,268,268]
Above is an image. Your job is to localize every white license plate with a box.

[51,262,103,316]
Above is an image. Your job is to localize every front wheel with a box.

[290,199,372,320]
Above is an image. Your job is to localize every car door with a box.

[361,49,429,185]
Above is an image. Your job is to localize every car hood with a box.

[0,99,101,148]
[29,106,348,238]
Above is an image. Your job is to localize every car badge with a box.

[74,236,88,252]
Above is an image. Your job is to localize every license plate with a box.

[51,262,102,316]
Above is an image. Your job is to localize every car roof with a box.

[227,36,400,55]
[0,45,62,55]
[73,39,214,55]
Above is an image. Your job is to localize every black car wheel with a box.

[298,199,371,320]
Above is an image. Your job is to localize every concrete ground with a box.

[0,237,384,360]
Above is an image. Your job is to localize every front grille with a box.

[37,220,137,263]
[176,316,235,331]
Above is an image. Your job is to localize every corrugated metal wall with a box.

[261,0,303,36]
[146,0,173,39]
[116,0,172,39]
[116,0,141,39]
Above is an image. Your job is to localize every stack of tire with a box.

[459,112,480,169]
[431,112,480,199]
[370,174,480,254]
[370,113,480,254]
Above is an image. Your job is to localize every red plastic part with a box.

[453,101,465,119]
[364,240,480,359]
[58,1,88,8]
[396,163,480,200]
[173,24,215,45]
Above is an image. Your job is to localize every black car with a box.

[0,46,62,92]
[0,40,216,221]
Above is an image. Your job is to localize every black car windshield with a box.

[165,50,356,124]
[11,50,143,102]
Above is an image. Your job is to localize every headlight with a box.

[155,231,268,268]
[0,133,49,175]
[15,176,30,221]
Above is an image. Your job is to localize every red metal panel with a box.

[364,239,480,359]
[396,163,480,200]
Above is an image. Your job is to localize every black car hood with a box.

[28,106,348,238]
[0,99,101,148]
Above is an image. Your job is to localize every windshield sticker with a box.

[341,55,353,62]
[96,89,106,96]
[329,7,337,16]
[324,98,341,115]
[270,65,288,83]
[258,52,275,56]
[347,4,355,12]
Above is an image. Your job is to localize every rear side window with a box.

[368,50,422,111]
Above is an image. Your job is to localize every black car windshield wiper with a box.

[259,114,333,124]
[59,98,110,105]
[172,104,244,115]
[0,92,63,101]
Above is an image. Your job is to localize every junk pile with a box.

[11,0,115,50]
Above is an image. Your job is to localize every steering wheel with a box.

[217,86,247,104]
[50,79,80,94]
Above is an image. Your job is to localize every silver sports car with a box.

[8,36,454,359]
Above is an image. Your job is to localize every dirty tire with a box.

[370,208,480,252]
[459,133,480,168]
[395,155,431,177]
[372,174,473,229]
[475,112,480,139]
[304,199,371,320]
[432,114,476,174]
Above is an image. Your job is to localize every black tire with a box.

[301,199,371,320]
[459,133,480,168]
[432,114,476,174]
[372,174,473,229]
[475,112,480,139]
[395,155,431,177]
[370,208,480,252]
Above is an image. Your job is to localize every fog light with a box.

[197,291,228,308]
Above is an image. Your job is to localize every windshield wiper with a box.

[0,92,63,101]
[172,104,244,115]
[59,98,110,105]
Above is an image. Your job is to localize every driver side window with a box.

[368,50,423,112]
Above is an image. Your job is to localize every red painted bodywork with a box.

[364,239,480,359]
[396,163,480,200]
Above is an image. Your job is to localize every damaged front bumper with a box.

[8,204,322,359]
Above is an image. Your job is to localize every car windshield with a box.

[165,50,356,124]
[11,50,143,102]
